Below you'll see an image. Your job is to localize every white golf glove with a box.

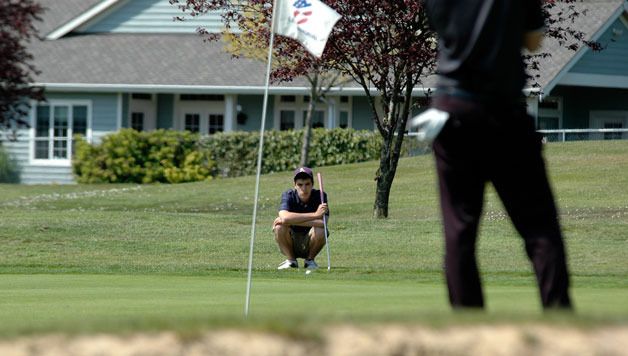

[410,108,450,142]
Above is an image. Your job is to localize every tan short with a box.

[291,229,311,259]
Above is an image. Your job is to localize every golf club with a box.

[317,172,331,271]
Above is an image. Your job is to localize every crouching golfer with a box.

[273,167,328,270]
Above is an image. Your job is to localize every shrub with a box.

[0,144,20,183]
[200,128,382,177]
[73,129,214,184]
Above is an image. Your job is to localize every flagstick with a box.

[245,0,278,318]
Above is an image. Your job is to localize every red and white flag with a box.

[274,0,341,58]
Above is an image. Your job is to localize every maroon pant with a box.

[432,95,572,309]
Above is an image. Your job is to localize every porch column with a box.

[327,98,336,128]
[527,96,539,128]
[224,95,236,132]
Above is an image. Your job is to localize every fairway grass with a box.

[0,140,627,336]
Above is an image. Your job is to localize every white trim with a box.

[29,99,93,167]
[559,73,628,89]
[542,3,626,96]
[116,92,123,130]
[46,0,124,40]
[34,82,437,96]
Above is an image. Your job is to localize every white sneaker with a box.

[304,259,318,270]
[277,259,298,270]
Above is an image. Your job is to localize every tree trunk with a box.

[299,98,316,167]
[372,94,411,218]
[300,74,319,167]
[373,136,401,218]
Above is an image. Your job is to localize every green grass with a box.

[0,141,627,336]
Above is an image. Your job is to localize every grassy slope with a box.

[0,141,626,335]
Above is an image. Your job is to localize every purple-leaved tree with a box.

[172,0,599,218]
[0,0,44,141]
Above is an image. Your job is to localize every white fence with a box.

[537,129,628,142]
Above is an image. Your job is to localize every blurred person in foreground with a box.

[273,167,329,271]
[422,0,572,309]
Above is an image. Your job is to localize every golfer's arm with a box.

[278,210,324,227]
[292,218,326,228]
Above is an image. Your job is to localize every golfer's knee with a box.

[273,225,290,241]
[311,227,326,243]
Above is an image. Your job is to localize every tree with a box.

[172,0,435,218]
[0,0,44,141]
[222,21,349,167]
[172,0,597,218]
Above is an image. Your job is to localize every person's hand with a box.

[272,216,284,230]
[316,203,328,218]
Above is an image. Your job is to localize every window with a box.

[538,117,559,130]
[131,93,152,100]
[131,112,144,131]
[184,114,200,132]
[537,97,562,130]
[180,94,224,101]
[303,110,325,128]
[33,103,89,161]
[280,110,295,130]
[339,111,349,128]
[208,114,224,134]
[280,95,296,103]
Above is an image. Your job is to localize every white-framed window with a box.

[31,100,91,165]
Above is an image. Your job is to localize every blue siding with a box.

[351,96,375,130]
[236,95,273,132]
[570,17,628,76]
[83,0,224,34]
[157,94,174,129]
[1,132,29,180]
[3,93,121,184]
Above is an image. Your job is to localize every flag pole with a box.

[245,0,279,318]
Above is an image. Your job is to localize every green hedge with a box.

[200,128,383,177]
[0,144,20,183]
[72,129,214,184]
[72,128,428,183]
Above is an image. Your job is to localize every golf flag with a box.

[274,0,342,58]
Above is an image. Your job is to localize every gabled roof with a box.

[36,0,109,38]
[537,0,627,96]
[30,33,273,92]
[29,0,625,96]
